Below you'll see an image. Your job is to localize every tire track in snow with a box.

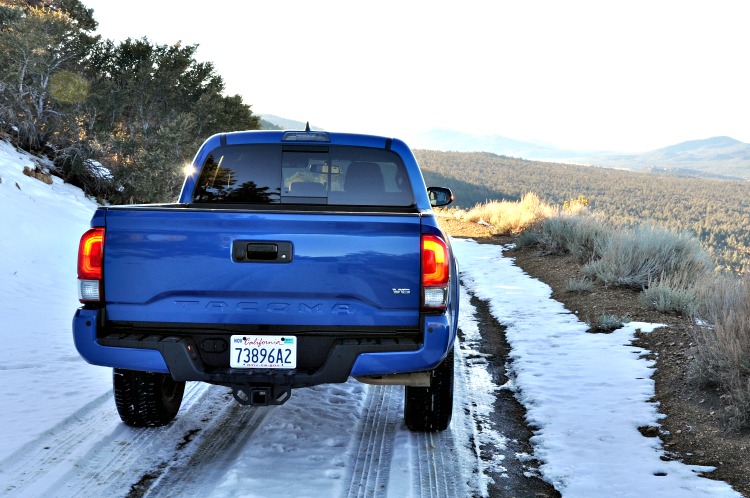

[342,342,474,498]
[0,382,248,497]
[410,431,464,498]
[68,381,216,497]
[406,340,472,498]
[0,390,116,497]
[139,399,274,497]
[343,385,402,497]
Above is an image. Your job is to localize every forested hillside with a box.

[416,150,750,271]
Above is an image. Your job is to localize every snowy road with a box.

[0,299,500,497]
[1,145,512,497]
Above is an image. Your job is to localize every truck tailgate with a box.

[102,208,422,328]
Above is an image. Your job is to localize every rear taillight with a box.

[422,234,450,310]
[78,227,104,303]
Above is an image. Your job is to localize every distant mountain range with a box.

[411,129,750,181]
[411,129,598,161]
[260,116,750,181]
[575,136,750,180]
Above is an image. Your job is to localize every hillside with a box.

[410,130,750,180]
[578,136,750,180]
[416,149,750,271]
[410,128,592,161]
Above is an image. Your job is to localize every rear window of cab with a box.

[192,144,415,207]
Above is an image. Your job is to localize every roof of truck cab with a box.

[214,130,396,149]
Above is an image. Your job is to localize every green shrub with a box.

[566,276,593,293]
[638,274,698,314]
[515,216,571,254]
[516,215,577,254]
[590,313,631,333]
[582,225,712,290]
[690,273,750,428]
[566,215,612,263]
[515,213,614,263]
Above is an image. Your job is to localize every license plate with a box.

[230,335,297,369]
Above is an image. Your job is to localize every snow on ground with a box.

[454,239,739,497]
[0,141,110,460]
[0,140,741,496]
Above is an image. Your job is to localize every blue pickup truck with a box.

[73,130,458,431]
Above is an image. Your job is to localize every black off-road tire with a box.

[113,368,185,427]
[404,347,454,432]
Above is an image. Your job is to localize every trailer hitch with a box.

[232,385,292,406]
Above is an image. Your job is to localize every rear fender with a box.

[73,308,169,374]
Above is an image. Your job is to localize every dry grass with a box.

[445,193,558,234]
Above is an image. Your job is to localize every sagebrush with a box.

[582,224,713,290]
[690,273,750,428]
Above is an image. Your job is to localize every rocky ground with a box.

[438,215,750,497]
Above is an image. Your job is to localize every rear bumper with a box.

[73,308,170,374]
[72,308,455,388]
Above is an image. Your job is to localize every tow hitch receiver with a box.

[232,385,292,406]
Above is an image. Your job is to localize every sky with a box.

[84,0,750,152]
[80,0,750,153]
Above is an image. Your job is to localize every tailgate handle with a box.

[233,241,293,263]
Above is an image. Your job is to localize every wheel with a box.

[113,368,185,427]
[404,348,454,432]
